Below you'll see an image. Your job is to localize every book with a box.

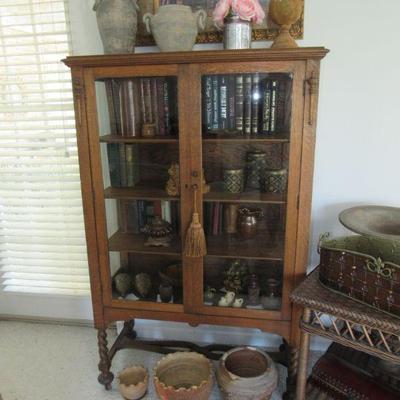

[125,144,139,187]
[235,75,244,132]
[137,200,146,229]
[163,79,170,135]
[243,74,252,135]
[156,78,166,136]
[141,78,153,124]
[219,75,228,130]
[227,75,236,130]
[125,201,139,234]
[212,202,220,235]
[161,200,171,223]
[118,143,127,187]
[211,75,219,130]
[251,73,260,135]
[120,79,142,137]
[105,79,122,135]
[269,80,278,134]
[106,143,120,187]
[261,79,272,134]
[203,76,213,132]
[151,78,159,134]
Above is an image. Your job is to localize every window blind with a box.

[0,0,90,296]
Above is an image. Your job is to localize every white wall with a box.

[63,0,400,347]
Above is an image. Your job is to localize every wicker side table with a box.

[291,269,400,400]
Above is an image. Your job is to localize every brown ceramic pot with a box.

[153,352,213,400]
[216,347,278,400]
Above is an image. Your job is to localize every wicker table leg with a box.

[296,308,312,400]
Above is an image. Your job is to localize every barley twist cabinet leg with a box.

[97,328,114,390]
[283,345,299,400]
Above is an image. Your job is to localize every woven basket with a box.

[318,234,400,318]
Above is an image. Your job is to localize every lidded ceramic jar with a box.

[216,346,278,400]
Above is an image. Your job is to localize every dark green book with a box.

[235,75,244,132]
[107,143,121,187]
[125,144,139,187]
[119,143,127,187]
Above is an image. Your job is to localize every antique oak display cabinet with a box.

[63,47,328,395]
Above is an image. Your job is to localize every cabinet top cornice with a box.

[62,47,329,68]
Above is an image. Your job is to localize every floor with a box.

[0,320,321,400]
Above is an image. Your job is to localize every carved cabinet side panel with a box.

[71,67,105,328]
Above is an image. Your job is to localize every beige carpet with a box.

[0,320,321,400]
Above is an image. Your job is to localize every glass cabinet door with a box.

[94,75,183,307]
[201,72,293,314]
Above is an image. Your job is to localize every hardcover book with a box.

[235,75,244,132]
[203,76,213,132]
[243,74,252,135]
[219,75,228,130]
[251,73,260,135]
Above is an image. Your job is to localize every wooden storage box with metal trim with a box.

[318,234,400,317]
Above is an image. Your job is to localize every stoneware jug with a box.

[93,0,139,54]
[143,5,206,52]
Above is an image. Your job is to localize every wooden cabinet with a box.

[64,47,328,395]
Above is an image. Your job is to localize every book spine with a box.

[118,143,127,187]
[219,75,227,130]
[105,80,117,134]
[151,78,159,134]
[137,200,146,230]
[161,200,172,223]
[218,203,224,234]
[235,75,244,132]
[203,76,213,132]
[153,200,162,217]
[243,74,252,135]
[125,144,138,187]
[106,143,121,187]
[140,78,147,124]
[121,79,142,137]
[269,80,278,134]
[276,78,287,132]
[212,202,220,235]
[126,201,139,234]
[156,78,165,136]
[261,79,272,134]
[163,80,170,135]
[251,73,260,135]
[170,201,179,234]
[211,75,219,130]
[227,75,236,130]
[142,78,153,123]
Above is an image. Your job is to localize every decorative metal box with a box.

[318,206,400,318]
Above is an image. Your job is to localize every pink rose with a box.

[213,0,232,26]
[232,0,265,24]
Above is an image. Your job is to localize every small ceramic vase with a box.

[143,5,206,52]
[114,272,132,297]
[223,169,244,193]
[262,168,288,193]
[261,278,282,310]
[142,216,173,247]
[159,283,173,303]
[233,297,244,308]
[216,347,278,400]
[237,207,263,239]
[154,352,213,399]
[117,365,148,400]
[134,273,152,299]
[93,0,139,54]
[218,291,236,307]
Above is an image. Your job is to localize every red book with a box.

[153,200,162,218]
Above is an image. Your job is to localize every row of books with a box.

[105,77,177,136]
[202,74,287,135]
[107,143,140,187]
[123,200,180,234]
[204,202,234,236]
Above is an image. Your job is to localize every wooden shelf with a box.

[104,186,179,201]
[204,191,286,204]
[202,132,290,143]
[100,134,179,144]
[206,232,284,260]
[108,231,181,256]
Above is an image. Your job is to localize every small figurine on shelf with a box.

[142,216,173,247]
[232,297,244,308]
[113,272,132,297]
[218,291,236,307]
[165,162,180,196]
[247,273,261,305]
[223,259,249,294]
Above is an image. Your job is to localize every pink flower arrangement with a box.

[213,0,265,26]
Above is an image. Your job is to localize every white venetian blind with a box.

[0,0,90,295]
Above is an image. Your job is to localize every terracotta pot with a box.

[143,5,206,52]
[117,365,148,400]
[93,0,139,54]
[153,352,213,399]
[216,347,278,400]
